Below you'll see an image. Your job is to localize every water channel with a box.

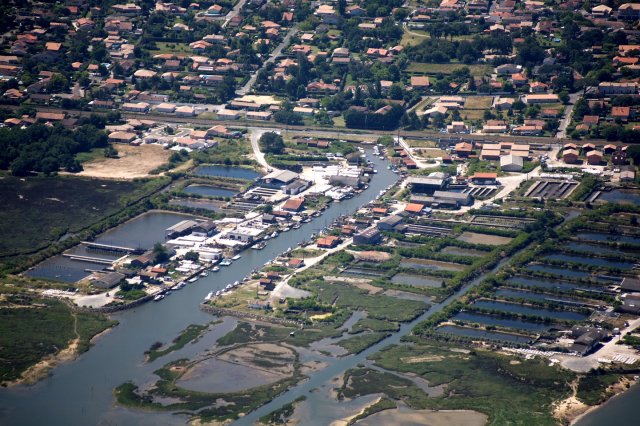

[1,151,635,425]
[0,150,397,425]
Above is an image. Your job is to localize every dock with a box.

[80,241,144,254]
[62,254,115,265]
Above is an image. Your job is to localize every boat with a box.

[282,227,291,232]
[271,231,279,237]
[153,294,165,301]
[232,254,241,260]
[215,290,221,297]
[201,271,209,277]
[263,234,271,240]
[253,242,266,250]
[233,280,240,287]
[292,223,301,229]
[220,259,232,266]
[204,292,213,301]
[212,266,220,272]
[302,217,311,223]
[178,282,186,289]
[373,169,378,174]
[188,277,198,283]
[225,284,232,290]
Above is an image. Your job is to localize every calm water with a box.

[0,150,398,425]
[495,288,592,307]
[26,212,196,282]
[575,383,640,426]
[545,253,635,270]
[183,185,236,198]
[343,267,385,277]
[437,325,532,344]
[576,232,640,245]
[452,312,551,332]
[472,300,587,321]
[526,264,592,279]
[508,276,595,293]
[566,242,634,256]
[193,165,260,180]
[597,189,640,205]
[391,273,443,287]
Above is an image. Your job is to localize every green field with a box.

[0,176,154,260]
[406,62,491,78]
[363,341,575,425]
[0,296,116,382]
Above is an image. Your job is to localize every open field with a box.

[0,176,152,260]
[464,97,494,109]
[153,42,192,55]
[0,296,115,384]
[406,62,492,77]
[78,144,172,179]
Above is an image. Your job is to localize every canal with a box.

[0,150,398,425]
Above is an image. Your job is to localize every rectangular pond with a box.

[526,264,592,280]
[566,242,634,256]
[545,253,635,270]
[495,288,595,307]
[193,165,260,180]
[507,276,602,293]
[597,189,640,206]
[576,232,640,245]
[400,258,466,272]
[391,273,444,287]
[437,325,533,344]
[183,185,237,198]
[452,312,551,332]
[472,300,588,321]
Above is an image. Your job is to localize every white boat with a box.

[263,234,271,240]
[282,227,291,232]
[178,282,186,288]
[232,254,241,260]
[225,284,232,290]
[215,290,221,297]
[201,271,209,277]
[153,294,165,301]
[292,223,301,229]
[253,242,266,250]
[233,280,240,287]
[271,231,279,237]
[212,266,220,272]
[373,169,378,174]
[205,292,213,301]
[188,277,198,283]
[220,259,232,266]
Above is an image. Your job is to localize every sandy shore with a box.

[354,408,488,426]
[5,337,80,387]
[567,377,636,425]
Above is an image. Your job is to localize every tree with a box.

[184,251,199,262]
[259,132,285,154]
[153,243,170,263]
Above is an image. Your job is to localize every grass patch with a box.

[259,396,306,425]
[146,324,209,362]
[0,176,158,261]
[406,62,491,78]
[464,96,494,109]
[366,341,575,425]
[576,373,621,406]
[351,318,400,334]
[311,281,428,322]
[0,296,115,382]
[337,332,391,354]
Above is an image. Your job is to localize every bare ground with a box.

[78,144,171,179]
[354,408,488,426]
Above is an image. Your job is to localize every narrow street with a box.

[237,28,298,95]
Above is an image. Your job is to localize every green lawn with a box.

[406,62,491,78]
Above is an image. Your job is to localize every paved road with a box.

[556,92,581,139]
[222,0,247,28]
[237,28,298,95]
[249,128,277,172]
